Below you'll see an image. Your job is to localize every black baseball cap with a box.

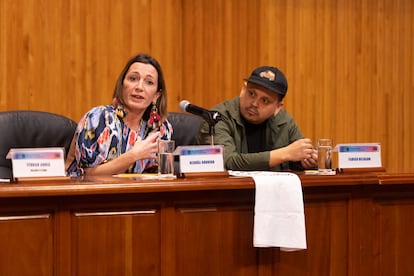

[244,66,288,97]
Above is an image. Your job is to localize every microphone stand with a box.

[209,125,215,146]
[204,111,222,146]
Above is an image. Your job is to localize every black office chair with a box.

[0,110,77,179]
[167,112,203,147]
[167,112,204,175]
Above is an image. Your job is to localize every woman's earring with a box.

[113,98,127,118]
[148,102,161,130]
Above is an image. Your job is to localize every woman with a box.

[66,53,173,176]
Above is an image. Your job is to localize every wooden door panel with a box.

[72,209,161,276]
[375,199,414,276]
[174,204,257,276]
[0,213,54,276]
[275,199,350,276]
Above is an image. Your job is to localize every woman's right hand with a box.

[131,131,160,160]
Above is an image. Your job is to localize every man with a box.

[196,66,317,171]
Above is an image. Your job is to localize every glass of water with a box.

[317,138,332,173]
[158,140,175,178]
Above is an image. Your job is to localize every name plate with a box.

[337,143,382,168]
[176,145,224,173]
[7,147,66,178]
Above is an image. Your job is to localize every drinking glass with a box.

[158,140,175,178]
[317,138,332,173]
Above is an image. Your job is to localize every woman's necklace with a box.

[124,117,143,133]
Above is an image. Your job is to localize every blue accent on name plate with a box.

[180,148,221,156]
[339,145,378,153]
[12,152,62,159]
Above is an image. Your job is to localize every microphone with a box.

[179,100,222,125]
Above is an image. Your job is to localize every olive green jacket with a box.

[196,96,304,171]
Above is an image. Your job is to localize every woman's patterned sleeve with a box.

[76,106,117,168]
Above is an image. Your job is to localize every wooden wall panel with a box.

[0,0,413,173]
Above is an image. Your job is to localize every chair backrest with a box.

[167,112,203,147]
[0,110,77,178]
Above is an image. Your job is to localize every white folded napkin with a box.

[229,171,307,251]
